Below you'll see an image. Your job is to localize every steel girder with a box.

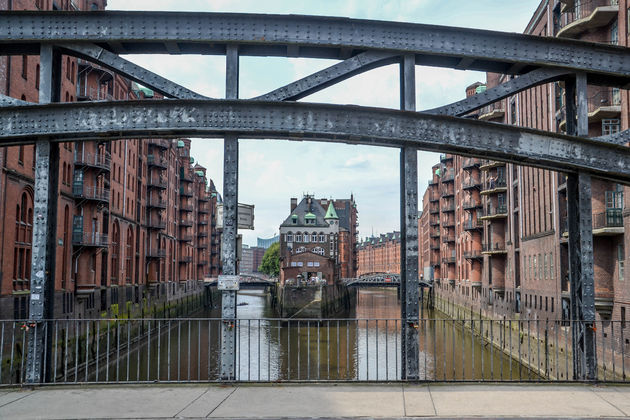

[58,43,207,99]
[0,93,31,107]
[2,99,630,182]
[1,12,630,84]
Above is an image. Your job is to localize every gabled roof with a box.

[324,202,338,219]
[280,196,329,228]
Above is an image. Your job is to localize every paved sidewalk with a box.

[0,383,629,419]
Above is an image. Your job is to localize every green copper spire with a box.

[325,202,338,219]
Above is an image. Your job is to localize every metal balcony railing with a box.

[147,220,166,230]
[483,242,507,253]
[464,250,483,259]
[462,178,481,189]
[179,235,193,242]
[478,101,505,119]
[483,178,507,191]
[147,177,167,189]
[440,154,452,162]
[442,235,455,243]
[180,256,193,263]
[462,199,481,210]
[441,170,455,182]
[442,256,456,264]
[74,151,111,170]
[430,229,440,237]
[442,202,455,212]
[180,186,193,197]
[146,249,166,258]
[560,0,619,29]
[147,155,168,169]
[148,139,169,149]
[483,205,508,217]
[593,209,623,229]
[72,231,108,247]
[73,185,110,202]
[148,198,167,209]
[180,218,193,227]
[463,220,483,230]
[462,158,480,169]
[442,219,455,227]
[588,88,621,114]
[429,205,440,214]
[180,204,193,212]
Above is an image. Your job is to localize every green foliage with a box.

[258,242,280,277]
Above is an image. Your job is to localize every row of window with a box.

[290,261,321,268]
[287,233,327,243]
[294,246,326,256]
[524,252,555,282]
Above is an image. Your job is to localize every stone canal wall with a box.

[275,283,356,318]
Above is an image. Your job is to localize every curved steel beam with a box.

[59,43,207,100]
[425,68,572,116]
[255,51,399,101]
[1,12,630,82]
[2,100,630,182]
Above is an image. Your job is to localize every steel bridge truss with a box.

[1,11,628,383]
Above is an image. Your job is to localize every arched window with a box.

[111,221,120,284]
[13,191,33,291]
[125,227,133,283]
[71,61,75,83]
[62,205,69,290]
[66,57,70,80]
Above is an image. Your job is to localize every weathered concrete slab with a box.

[402,384,436,416]
[0,386,207,419]
[591,386,630,417]
[0,389,34,408]
[176,386,236,418]
[209,385,405,418]
[428,384,625,417]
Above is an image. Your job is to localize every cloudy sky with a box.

[107,0,542,246]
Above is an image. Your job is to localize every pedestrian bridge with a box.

[343,274,432,288]
[205,275,276,289]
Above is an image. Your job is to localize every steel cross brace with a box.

[565,73,597,380]
[58,43,208,100]
[400,54,419,380]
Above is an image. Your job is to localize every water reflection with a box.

[90,288,533,382]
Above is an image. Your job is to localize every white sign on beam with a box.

[216,203,255,230]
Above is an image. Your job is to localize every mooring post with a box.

[565,73,597,380]
[220,44,240,380]
[399,54,420,380]
[25,44,61,384]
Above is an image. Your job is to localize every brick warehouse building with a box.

[356,232,402,277]
[418,0,630,369]
[0,0,222,319]
[279,195,358,284]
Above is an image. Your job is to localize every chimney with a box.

[290,198,297,212]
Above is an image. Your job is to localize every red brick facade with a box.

[0,0,222,319]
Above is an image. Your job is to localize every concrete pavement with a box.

[0,383,629,419]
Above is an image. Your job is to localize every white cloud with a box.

[106,0,541,245]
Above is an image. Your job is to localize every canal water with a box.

[91,288,534,382]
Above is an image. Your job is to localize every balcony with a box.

[482,242,507,255]
[463,219,483,231]
[180,218,193,227]
[198,220,209,226]
[441,188,454,198]
[198,206,209,214]
[73,185,110,203]
[464,250,483,260]
[593,209,624,236]
[440,154,453,162]
[76,83,114,101]
[197,260,208,266]
[462,178,481,190]
[442,219,455,228]
[199,195,210,203]
[442,256,456,264]
[148,139,169,150]
[557,0,619,39]
[180,173,193,183]
[587,88,621,122]
[429,194,440,203]
[462,199,482,210]
[147,177,167,189]
[479,160,505,171]
[198,232,209,238]
[430,244,440,250]
[147,198,167,209]
[147,155,168,169]
[462,158,480,170]
[442,235,455,243]
[72,231,108,248]
[478,102,505,121]
[179,256,193,263]
[441,171,455,183]
[430,229,440,238]
[147,220,166,230]
[197,242,208,249]
[442,202,455,212]
[179,235,193,242]
[180,186,193,197]
[74,151,111,171]
[480,205,508,220]
[180,204,193,212]
[430,219,440,227]
[146,249,166,259]
[428,178,438,186]
[481,178,507,195]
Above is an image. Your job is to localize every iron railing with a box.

[483,205,508,217]
[588,87,621,114]
[74,151,111,169]
[561,0,619,29]
[593,209,623,229]
[72,231,108,247]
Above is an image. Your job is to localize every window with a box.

[622,307,626,329]
[303,234,310,243]
[617,243,626,281]
[314,261,320,267]
[295,234,302,242]
[319,234,325,242]
[291,262,297,267]
[311,234,317,242]
[287,234,294,242]
[21,55,28,79]
[13,191,33,291]
[611,18,618,45]
[550,253,554,279]
[307,262,314,267]
[544,254,548,280]
[603,119,621,136]
[297,262,303,267]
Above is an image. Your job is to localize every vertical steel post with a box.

[25,44,61,384]
[220,44,239,380]
[565,73,597,380]
[399,54,419,380]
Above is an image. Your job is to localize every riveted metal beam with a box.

[597,129,630,146]
[25,44,60,384]
[58,43,207,100]
[399,54,419,380]
[220,44,239,381]
[1,12,630,83]
[566,73,597,381]
[425,68,572,117]
[2,100,630,183]
[0,93,31,107]
[255,51,399,101]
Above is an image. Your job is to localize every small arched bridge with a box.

[344,274,432,288]
[206,275,276,290]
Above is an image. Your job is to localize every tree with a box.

[258,242,280,277]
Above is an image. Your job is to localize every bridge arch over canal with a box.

[1,10,629,383]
